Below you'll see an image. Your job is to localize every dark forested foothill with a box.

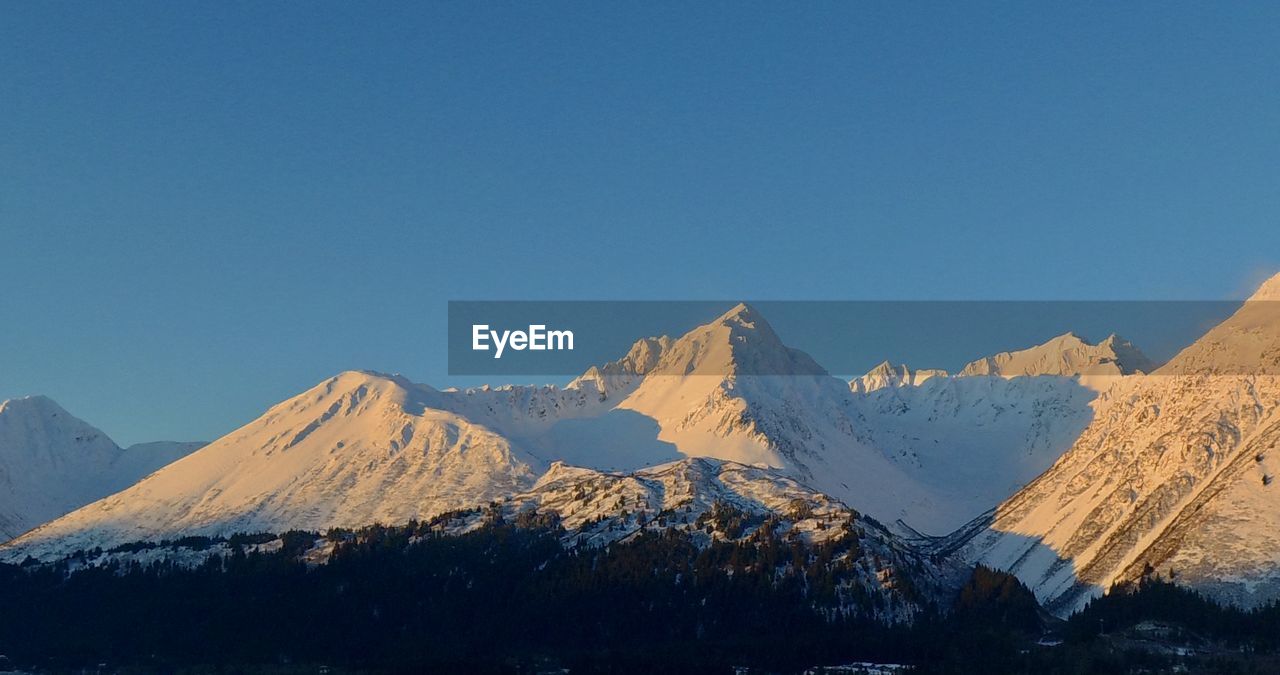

[0,516,1278,674]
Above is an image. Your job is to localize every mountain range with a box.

[0,303,1128,555]
[3,275,1279,618]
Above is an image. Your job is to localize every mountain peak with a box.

[851,361,948,393]
[268,370,432,420]
[569,335,675,398]
[332,369,414,387]
[0,396,105,440]
[960,332,1155,377]
[605,336,673,376]
[716,302,763,325]
[0,394,64,417]
[646,303,825,377]
[868,360,899,375]
[3,371,542,556]
[1055,331,1088,344]
[0,395,127,540]
[574,303,807,385]
[706,302,782,345]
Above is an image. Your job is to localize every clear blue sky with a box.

[2,2,1278,445]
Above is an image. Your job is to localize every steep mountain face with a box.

[959,332,1156,379]
[962,275,1280,614]
[0,396,203,541]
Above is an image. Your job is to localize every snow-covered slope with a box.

[962,274,1280,613]
[0,396,204,541]
[2,371,544,560]
[36,456,963,623]
[422,338,674,472]
[0,396,120,539]
[457,457,963,621]
[846,331,1161,535]
[851,373,1097,535]
[501,457,855,547]
[597,304,946,530]
[112,441,209,486]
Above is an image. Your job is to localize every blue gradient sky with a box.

[2,3,1278,445]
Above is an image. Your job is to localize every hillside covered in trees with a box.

[2,512,1280,673]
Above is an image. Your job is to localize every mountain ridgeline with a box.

[2,301,1149,559]
[3,276,1280,668]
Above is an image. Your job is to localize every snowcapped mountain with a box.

[422,456,963,621]
[596,304,944,526]
[958,332,1157,379]
[846,331,1161,535]
[0,396,119,540]
[497,457,856,547]
[1,371,548,560]
[851,362,948,394]
[423,304,945,527]
[961,273,1280,614]
[0,396,203,540]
